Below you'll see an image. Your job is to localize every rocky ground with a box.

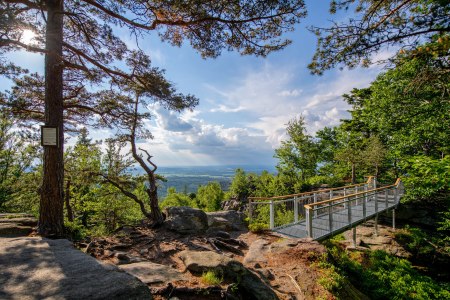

[1,209,424,300]
[81,207,335,300]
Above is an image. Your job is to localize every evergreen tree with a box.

[1,0,307,236]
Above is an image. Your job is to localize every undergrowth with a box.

[321,238,450,300]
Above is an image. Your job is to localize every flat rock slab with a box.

[0,237,152,300]
[243,239,270,266]
[0,223,33,237]
[119,262,187,285]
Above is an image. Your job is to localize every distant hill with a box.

[154,165,276,198]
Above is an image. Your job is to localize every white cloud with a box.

[144,104,275,166]
[205,63,381,150]
[210,104,246,113]
[150,103,193,132]
[278,89,302,97]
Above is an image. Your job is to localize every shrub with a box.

[201,269,223,286]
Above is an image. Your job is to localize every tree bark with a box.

[64,178,74,222]
[38,0,65,237]
[351,162,356,184]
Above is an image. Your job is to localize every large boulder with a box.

[179,250,277,300]
[0,237,152,299]
[164,206,208,234]
[206,210,246,231]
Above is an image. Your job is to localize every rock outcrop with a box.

[0,237,152,299]
[206,210,247,231]
[0,213,37,237]
[179,250,278,300]
[164,206,209,234]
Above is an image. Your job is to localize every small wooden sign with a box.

[41,126,59,147]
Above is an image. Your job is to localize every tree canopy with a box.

[309,0,450,74]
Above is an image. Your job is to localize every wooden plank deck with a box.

[274,194,398,240]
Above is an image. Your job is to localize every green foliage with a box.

[201,269,223,286]
[309,1,450,74]
[323,242,450,300]
[229,168,250,200]
[314,254,346,293]
[0,111,40,213]
[275,116,318,182]
[196,182,224,212]
[401,155,450,201]
[160,187,195,209]
[248,221,269,233]
[394,226,435,258]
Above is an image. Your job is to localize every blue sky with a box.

[3,1,392,167]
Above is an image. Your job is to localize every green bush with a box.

[323,241,450,300]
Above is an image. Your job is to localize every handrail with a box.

[248,176,375,201]
[304,178,401,209]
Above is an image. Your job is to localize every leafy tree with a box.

[315,126,340,178]
[160,187,194,209]
[1,0,307,236]
[229,168,250,201]
[196,181,224,212]
[275,116,318,182]
[334,137,363,184]
[362,136,387,178]
[309,0,450,74]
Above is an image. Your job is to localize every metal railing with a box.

[248,176,377,230]
[304,178,404,238]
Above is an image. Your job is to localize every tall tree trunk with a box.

[38,0,65,237]
[351,162,356,184]
[64,178,73,222]
[147,175,164,225]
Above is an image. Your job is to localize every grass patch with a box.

[201,269,223,286]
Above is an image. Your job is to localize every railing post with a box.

[352,227,357,248]
[306,207,313,238]
[313,193,318,217]
[347,197,351,226]
[364,185,368,203]
[363,193,367,220]
[374,213,379,236]
[355,185,359,205]
[392,208,396,230]
[294,196,298,223]
[343,188,347,209]
[385,190,389,209]
[328,204,333,233]
[269,199,274,230]
[248,198,253,221]
[329,189,333,200]
[394,187,399,204]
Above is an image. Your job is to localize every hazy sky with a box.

[3,1,391,167]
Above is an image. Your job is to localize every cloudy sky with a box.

[3,1,390,167]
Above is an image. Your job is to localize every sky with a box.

[2,1,392,167]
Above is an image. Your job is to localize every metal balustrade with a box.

[248,177,404,240]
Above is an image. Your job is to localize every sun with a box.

[21,29,36,44]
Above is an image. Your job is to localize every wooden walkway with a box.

[274,193,398,240]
